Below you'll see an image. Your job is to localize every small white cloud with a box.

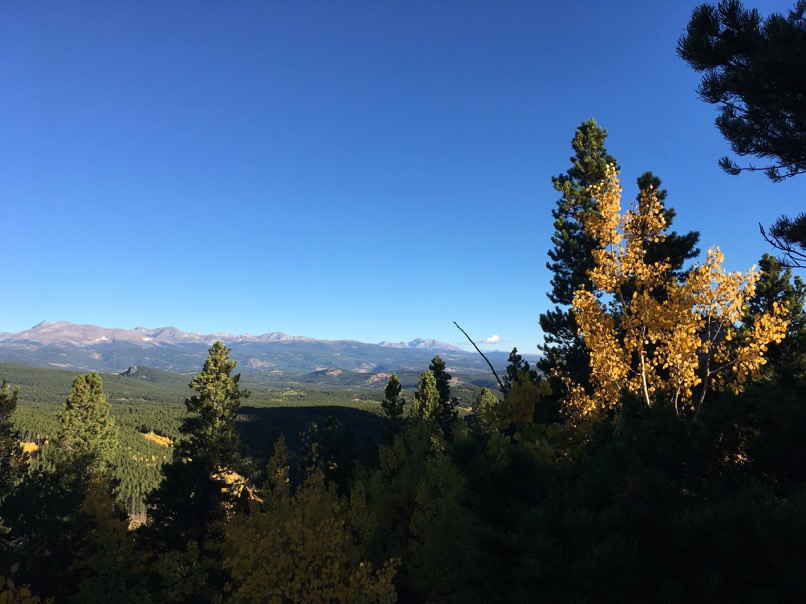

[482,334,501,344]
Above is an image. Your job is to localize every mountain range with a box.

[0,321,515,379]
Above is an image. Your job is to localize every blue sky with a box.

[1,1,802,360]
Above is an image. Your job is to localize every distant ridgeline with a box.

[0,320,518,378]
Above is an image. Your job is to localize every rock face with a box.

[0,321,516,377]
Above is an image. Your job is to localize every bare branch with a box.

[453,322,504,391]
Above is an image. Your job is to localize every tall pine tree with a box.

[411,371,440,423]
[745,253,806,380]
[539,120,618,385]
[428,356,458,436]
[0,379,24,535]
[57,373,119,474]
[7,374,123,602]
[143,341,249,599]
[381,373,405,439]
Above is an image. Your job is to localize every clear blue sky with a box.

[1,1,802,359]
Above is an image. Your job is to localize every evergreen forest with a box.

[2,2,806,601]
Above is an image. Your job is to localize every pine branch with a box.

[760,222,806,268]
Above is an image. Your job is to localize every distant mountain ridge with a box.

[5,321,462,350]
[377,338,463,350]
[0,321,506,378]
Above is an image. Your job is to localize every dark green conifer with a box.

[502,348,538,394]
[746,253,806,379]
[6,374,125,602]
[538,119,618,385]
[428,356,458,435]
[143,341,249,599]
[382,373,406,438]
[57,373,119,474]
[412,371,440,423]
[382,373,404,419]
[0,379,24,534]
[679,1,806,266]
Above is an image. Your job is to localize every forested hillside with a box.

[3,362,389,518]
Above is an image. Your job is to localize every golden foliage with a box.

[142,432,172,447]
[211,468,248,500]
[566,165,789,419]
[20,442,38,454]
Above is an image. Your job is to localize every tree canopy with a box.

[539,120,700,390]
[0,379,24,535]
[679,0,806,266]
[678,0,806,181]
[57,373,118,474]
[565,164,788,419]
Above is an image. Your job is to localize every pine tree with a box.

[538,119,619,385]
[182,341,248,467]
[472,387,499,434]
[57,373,118,474]
[143,341,249,598]
[429,356,451,406]
[502,348,538,394]
[4,374,127,601]
[411,371,440,423]
[678,1,806,266]
[0,379,25,534]
[678,0,806,182]
[428,356,458,436]
[381,373,405,439]
[745,253,806,380]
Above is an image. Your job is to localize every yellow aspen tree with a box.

[565,164,788,420]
